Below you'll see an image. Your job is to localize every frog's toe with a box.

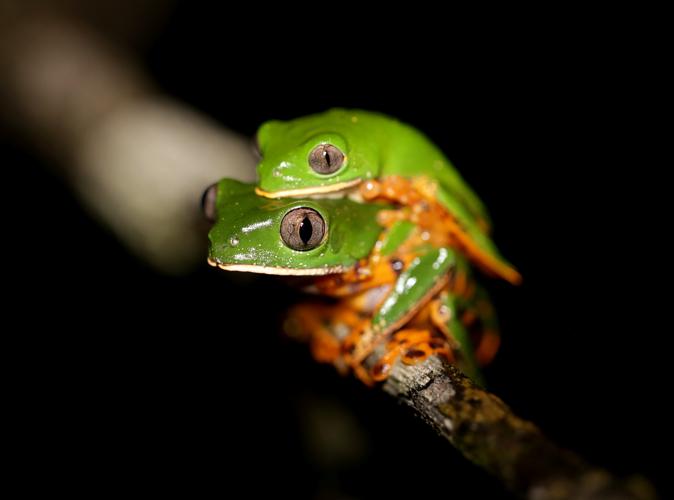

[370,328,454,382]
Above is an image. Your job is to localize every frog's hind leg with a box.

[458,284,501,367]
[435,275,501,383]
[434,184,521,285]
[360,176,521,285]
[430,290,483,382]
[347,247,458,384]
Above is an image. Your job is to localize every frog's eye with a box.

[309,144,344,175]
[280,207,326,251]
[201,183,218,223]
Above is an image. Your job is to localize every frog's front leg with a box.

[367,286,496,384]
[454,283,501,367]
[346,247,458,384]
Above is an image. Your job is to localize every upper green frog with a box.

[254,108,491,232]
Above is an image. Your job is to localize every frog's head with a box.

[204,179,385,275]
[254,109,382,199]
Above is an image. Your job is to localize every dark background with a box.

[7,5,669,499]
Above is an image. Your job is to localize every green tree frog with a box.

[253,109,521,285]
[205,179,501,384]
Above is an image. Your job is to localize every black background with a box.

[7,5,669,499]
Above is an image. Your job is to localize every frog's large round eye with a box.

[201,183,218,223]
[309,144,344,175]
[280,208,326,251]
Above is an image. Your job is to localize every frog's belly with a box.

[301,280,392,314]
[344,285,392,314]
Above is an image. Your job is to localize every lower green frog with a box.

[204,179,501,384]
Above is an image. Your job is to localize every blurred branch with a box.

[0,0,174,50]
[382,356,657,500]
[0,8,255,273]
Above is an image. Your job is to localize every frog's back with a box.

[345,110,520,284]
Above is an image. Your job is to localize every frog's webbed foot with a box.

[360,176,427,208]
[360,176,470,255]
[360,177,434,233]
[362,295,465,383]
[285,297,459,386]
[284,303,390,385]
[370,329,454,382]
[340,311,455,385]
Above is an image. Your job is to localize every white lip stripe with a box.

[213,263,345,276]
[255,179,362,199]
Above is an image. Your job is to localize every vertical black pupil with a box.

[299,217,313,244]
[323,150,331,167]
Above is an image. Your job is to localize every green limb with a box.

[436,184,519,283]
[454,279,501,385]
[372,247,456,333]
[441,291,483,384]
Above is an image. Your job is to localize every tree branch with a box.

[382,356,657,499]
[0,8,255,274]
